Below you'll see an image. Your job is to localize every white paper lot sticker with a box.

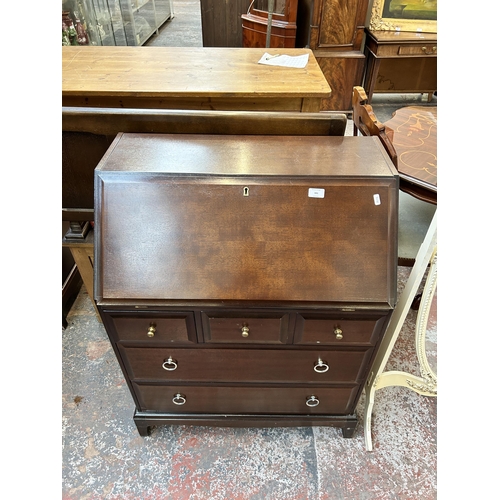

[373,194,381,205]
[308,188,325,198]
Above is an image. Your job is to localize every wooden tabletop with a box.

[384,106,437,197]
[366,30,438,44]
[62,47,331,111]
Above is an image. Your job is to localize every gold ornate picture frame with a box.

[369,0,437,33]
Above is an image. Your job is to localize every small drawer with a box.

[201,311,290,344]
[398,45,437,56]
[106,312,197,344]
[294,314,389,346]
[119,346,373,384]
[372,44,401,57]
[134,384,359,415]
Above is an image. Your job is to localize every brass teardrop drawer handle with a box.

[147,324,156,337]
[172,393,186,405]
[333,327,343,340]
[306,395,320,407]
[162,356,178,371]
[314,358,329,373]
[241,326,250,338]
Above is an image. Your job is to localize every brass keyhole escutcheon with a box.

[147,323,156,337]
[243,187,249,196]
[241,325,250,337]
[333,327,343,340]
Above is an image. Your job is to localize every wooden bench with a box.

[63,107,347,317]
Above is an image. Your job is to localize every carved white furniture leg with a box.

[364,210,437,451]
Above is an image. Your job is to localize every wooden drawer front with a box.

[398,45,437,56]
[294,314,387,346]
[374,44,437,57]
[202,312,289,344]
[119,347,372,384]
[134,384,358,415]
[108,313,197,344]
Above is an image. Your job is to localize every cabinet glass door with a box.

[119,0,157,46]
[93,0,127,45]
[253,0,287,15]
[62,0,95,45]
[154,0,174,29]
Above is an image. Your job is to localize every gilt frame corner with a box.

[368,0,437,34]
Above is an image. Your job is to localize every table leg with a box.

[363,50,380,104]
[68,246,101,320]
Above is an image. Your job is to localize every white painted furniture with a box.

[364,210,437,451]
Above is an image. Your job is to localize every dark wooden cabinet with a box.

[297,0,369,112]
[200,0,250,47]
[94,133,398,437]
[363,29,437,102]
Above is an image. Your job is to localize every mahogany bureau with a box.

[94,133,399,438]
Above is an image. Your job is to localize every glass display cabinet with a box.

[62,0,127,46]
[153,0,175,37]
[62,0,174,46]
[241,0,298,48]
[120,0,174,46]
[93,0,128,45]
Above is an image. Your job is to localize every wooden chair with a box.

[62,107,347,319]
[352,86,398,167]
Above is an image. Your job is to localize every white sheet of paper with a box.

[258,52,310,69]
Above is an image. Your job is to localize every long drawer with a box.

[133,384,359,415]
[119,346,374,384]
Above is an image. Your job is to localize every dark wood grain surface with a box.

[94,134,398,305]
[134,384,358,414]
[119,346,373,383]
[95,132,398,436]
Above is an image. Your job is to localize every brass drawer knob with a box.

[241,326,250,338]
[314,358,329,373]
[333,327,343,340]
[162,356,178,371]
[421,46,436,55]
[147,324,156,337]
[306,395,320,407]
[172,393,186,405]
